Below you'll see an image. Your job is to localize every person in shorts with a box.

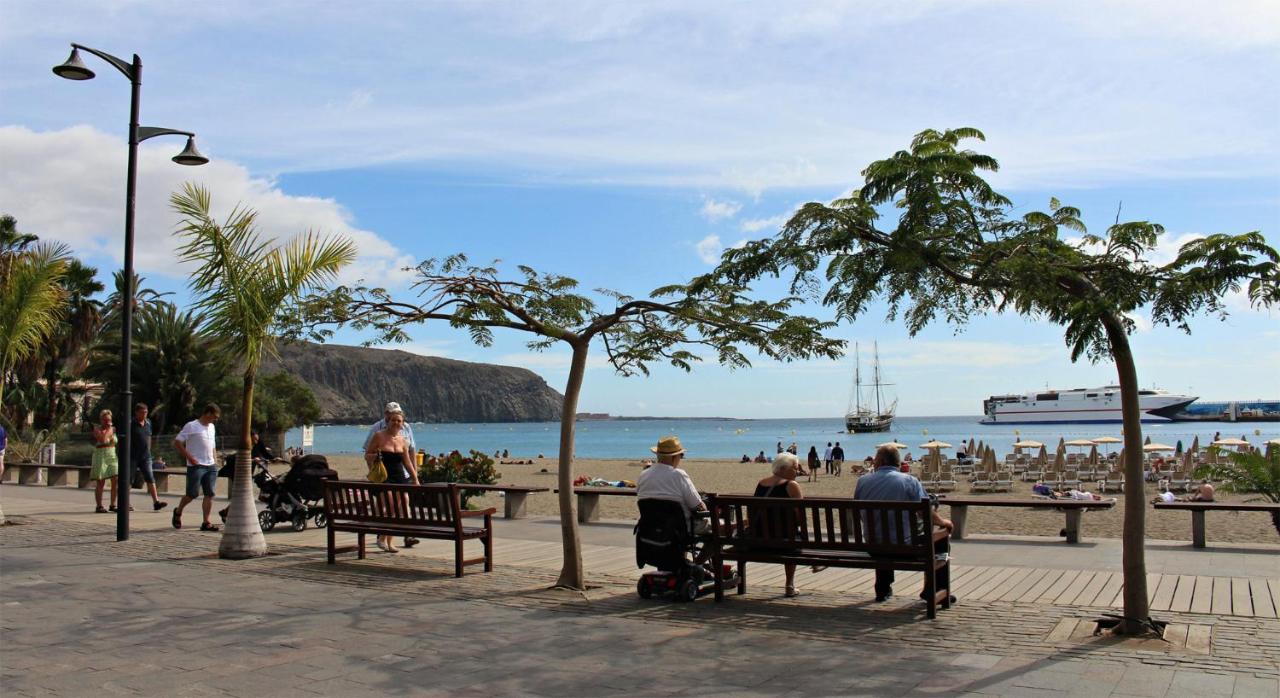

[130,403,168,511]
[172,404,221,532]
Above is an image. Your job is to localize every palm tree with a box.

[1195,449,1280,536]
[34,260,104,428]
[171,183,355,559]
[1,239,71,409]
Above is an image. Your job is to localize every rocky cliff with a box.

[263,342,563,424]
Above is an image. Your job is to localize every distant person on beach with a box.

[365,410,421,552]
[854,445,954,603]
[90,409,120,513]
[787,442,798,455]
[754,451,768,463]
[740,454,750,463]
[823,442,833,475]
[755,452,806,597]
[1213,431,1221,443]
[806,445,820,482]
[637,436,705,525]
[777,441,783,454]
[830,442,845,477]
[1188,481,1215,502]
[171,404,221,532]
[129,403,167,512]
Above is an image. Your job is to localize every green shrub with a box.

[1195,448,1280,536]
[418,450,501,508]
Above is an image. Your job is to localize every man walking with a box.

[172,404,221,532]
[129,403,167,511]
[831,442,845,477]
[854,445,955,603]
[822,442,833,475]
[364,401,419,548]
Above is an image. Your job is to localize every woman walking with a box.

[754,452,805,597]
[89,410,120,513]
[806,445,820,482]
[364,411,420,552]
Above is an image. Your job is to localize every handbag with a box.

[367,459,388,483]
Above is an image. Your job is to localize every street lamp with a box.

[54,44,207,541]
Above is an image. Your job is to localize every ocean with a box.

[284,416,1279,460]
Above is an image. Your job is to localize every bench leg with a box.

[18,465,43,485]
[504,492,528,519]
[1191,510,1206,549]
[484,520,494,572]
[46,469,68,487]
[357,533,366,560]
[577,493,600,524]
[712,548,724,601]
[737,560,746,595]
[924,567,937,620]
[327,526,336,564]
[154,473,169,494]
[1064,509,1082,544]
[455,537,464,578]
[0,466,12,483]
[950,505,968,540]
[78,469,93,488]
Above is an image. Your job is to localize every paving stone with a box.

[1169,670,1236,696]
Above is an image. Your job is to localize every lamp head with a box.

[172,136,208,166]
[53,48,95,80]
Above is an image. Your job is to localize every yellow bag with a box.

[367,460,388,483]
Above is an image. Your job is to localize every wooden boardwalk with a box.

[374,536,1280,619]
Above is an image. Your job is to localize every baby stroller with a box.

[634,499,739,602]
[256,454,338,532]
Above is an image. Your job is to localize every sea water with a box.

[285,417,1278,460]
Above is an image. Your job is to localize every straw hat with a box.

[651,435,686,456]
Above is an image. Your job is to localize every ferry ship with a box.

[981,386,1196,425]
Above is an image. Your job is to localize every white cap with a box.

[384,402,403,414]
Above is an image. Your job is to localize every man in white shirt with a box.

[637,436,705,521]
[363,401,417,463]
[172,404,221,532]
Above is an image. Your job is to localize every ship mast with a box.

[852,342,863,414]
[873,341,882,415]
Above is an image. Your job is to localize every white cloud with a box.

[1124,312,1152,333]
[693,233,750,265]
[0,125,412,287]
[699,197,741,222]
[740,213,789,234]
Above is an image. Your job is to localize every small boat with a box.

[845,342,896,433]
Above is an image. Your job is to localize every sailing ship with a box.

[845,342,896,433]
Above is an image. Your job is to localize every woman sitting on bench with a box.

[753,452,806,598]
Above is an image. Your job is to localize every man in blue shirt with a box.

[854,445,954,603]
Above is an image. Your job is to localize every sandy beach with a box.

[321,454,1279,544]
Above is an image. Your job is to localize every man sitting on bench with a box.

[637,436,708,533]
[854,445,955,603]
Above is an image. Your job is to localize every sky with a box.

[1,0,1278,418]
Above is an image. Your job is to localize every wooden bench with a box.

[938,496,1116,544]
[707,495,953,619]
[438,483,550,519]
[322,481,494,577]
[1153,501,1280,548]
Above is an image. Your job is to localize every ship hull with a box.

[981,397,1195,425]
[846,416,893,433]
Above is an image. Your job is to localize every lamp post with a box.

[54,44,208,541]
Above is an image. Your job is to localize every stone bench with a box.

[937,496,1117,544]
[442,484,550,519]
[1,463,182,493]
[554,486,638,524]
[1153,501,1280,548]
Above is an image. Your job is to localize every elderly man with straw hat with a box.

[637,435,707,523]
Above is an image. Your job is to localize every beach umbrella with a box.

[878,441,909,449]
[968,438,976,454]
[1091,436,1121,455]
[1036,444,1048,466]
[1065,439,1094,448]
[1212,438,1250,448]
[1144,435,1152,445]
[1012,440,1045,449]
[1143,443,1176,452]
[919,440,953,450]
[1175,440,1183,455]
[1190,435,1200,454]
[1056,436,1066,451]
[1052,450,1065,471]
[1088,444,1099,466]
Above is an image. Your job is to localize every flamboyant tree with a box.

[701,127,1279,635]
[327,255,843,589]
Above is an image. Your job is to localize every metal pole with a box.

[117,54,141,541]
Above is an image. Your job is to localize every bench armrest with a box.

[459,507,497,518]
[932,528,950,543]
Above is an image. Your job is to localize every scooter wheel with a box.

[291,511,307,532]
[258,509,275,532]
[313,511,328,529]
[637,578,653,599]
[677,578,699,603]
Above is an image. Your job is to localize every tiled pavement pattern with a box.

[2,515,1278,697]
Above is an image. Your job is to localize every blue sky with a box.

[2,1,1277,417]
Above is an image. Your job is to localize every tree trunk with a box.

[553,341,589,590]
[219,370,267,559]
[1101,312,1150,634]
[41,358,58,430]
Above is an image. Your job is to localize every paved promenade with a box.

[2,483,1278,696]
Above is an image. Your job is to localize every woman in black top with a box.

[754,452,805,597]
[365,411,420,552]
[806,446,820,482]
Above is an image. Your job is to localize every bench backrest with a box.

[708,495,933,556]
[323,480,462,529]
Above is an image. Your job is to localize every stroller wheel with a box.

[290,511,307,532]
[677,578,699,603]
[637,578,653,599]
[257,509,275,532]
[313,511,328,529]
